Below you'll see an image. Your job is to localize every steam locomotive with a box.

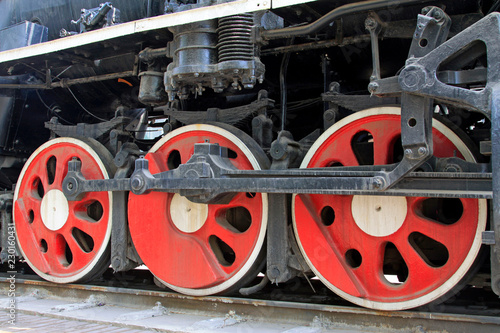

[0,0,498,311]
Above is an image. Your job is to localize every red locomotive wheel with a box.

[14,138,115,283]
[293,107,487,310]
[128,124,268,296]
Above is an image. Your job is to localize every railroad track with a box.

[1,271,500,333]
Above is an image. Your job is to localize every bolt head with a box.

[131,177,144,191]
[271,145,286,160]
[365,17,376,29]
[445,165,459,173]
[368,82,379,94]
[324,110,335,121]
[433,10,443,20]
[399,65,428,92]
[418,147,428,155]
[372,176,385,190]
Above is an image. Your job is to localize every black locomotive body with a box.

[0,0,498,311]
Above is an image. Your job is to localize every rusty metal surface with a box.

[1,276,500,333]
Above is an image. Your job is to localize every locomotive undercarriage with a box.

[1,0,499,311]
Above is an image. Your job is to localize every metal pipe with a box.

[0,71,135,89]
[239,275,269,296]
[262,35,371,56]
[280,50,291,131]
[138,47,169,62]
[261,0,433,40]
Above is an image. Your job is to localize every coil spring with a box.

[217,14,254,62]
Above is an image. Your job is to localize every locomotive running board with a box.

[0,0,270,66]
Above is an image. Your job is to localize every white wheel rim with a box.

[292,107,487,310]
[13,137,113,283]
[139,124,268,296]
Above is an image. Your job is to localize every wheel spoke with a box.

[205,213,250,268]
[409,214,461,250]
[67,211,96,231]
[65,210,104,243]
[64,230,93,264]
[71,194,108,223]
[391,237,442,287]
[349,241,388,294]
[43,232,64,258]
[28,156,51,191]
[316,133,359,166]
[406,197,476,254]
[225,192,260,210]
[52,157,67,188]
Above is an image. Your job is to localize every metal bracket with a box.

[71,2,120,34]
[483,231,496,245]
[489,85,500,296]
[372,13,500,117]
[408,6,451,59]
[0,194,14,263]
[323,82,341,130]
[110,143,142,272]
[252,114,273,149]
[374,94,433,190]
[267,132,303,284]
[45,116,131,144]
[367,7,452,190]
[370,12,500,295]
[365,13,384,82]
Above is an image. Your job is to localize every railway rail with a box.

[1,270,500,332]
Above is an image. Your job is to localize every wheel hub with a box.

[170,194,208,233]
[351,195,407,237]
[40,189,69,231]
